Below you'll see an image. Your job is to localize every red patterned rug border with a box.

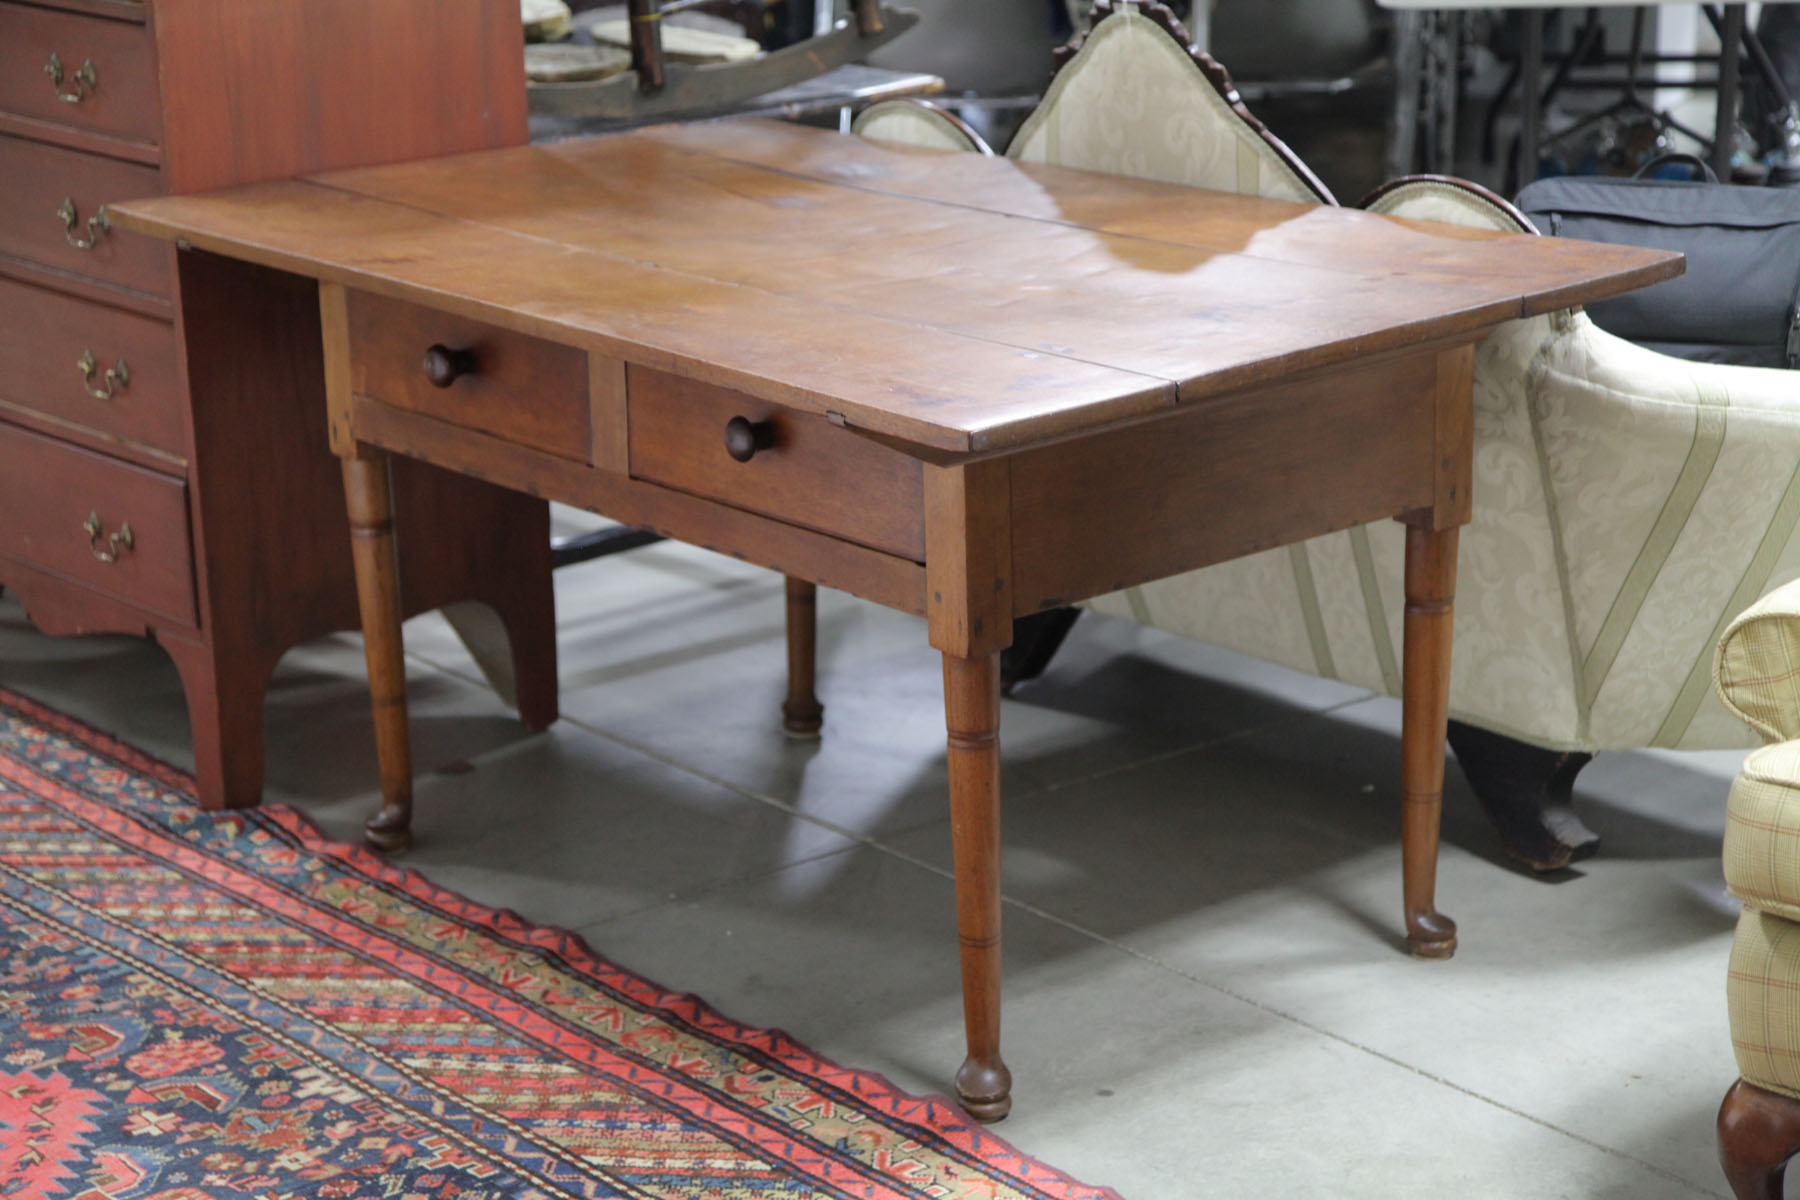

[1,686,197,794]
[0,685,1123,1200]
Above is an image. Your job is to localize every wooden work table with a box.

[113,120,1680,1120]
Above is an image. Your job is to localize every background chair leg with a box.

[1720,1078,1800,1199]
[1447,721,1599,872]
[782,577,824,738]
[1000,607,1081,693]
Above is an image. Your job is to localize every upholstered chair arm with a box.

[1718,578,1800,745]
[1540,313,1800,422]
[1528,313,1800,750]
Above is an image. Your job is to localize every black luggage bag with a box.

[1516,170,1800,369]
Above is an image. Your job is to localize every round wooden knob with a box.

[422,344,477,388]
[724,415,775,462]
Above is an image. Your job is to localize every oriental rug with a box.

[0,687,1118,1200]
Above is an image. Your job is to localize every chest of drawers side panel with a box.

[149,0,527,193]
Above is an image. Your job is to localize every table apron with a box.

[350,335,1467,648]
[1006,347,1449,615]
[350,396,930,617]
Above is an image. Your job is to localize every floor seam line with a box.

[1030,692,1375,795]
[399,641,1713,1194]
[577,843,866,930]
[991,887,1724,1198]
[401,641,1362,853]
[399,645,1071,847]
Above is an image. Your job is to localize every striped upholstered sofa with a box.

[1000,0,1800,870]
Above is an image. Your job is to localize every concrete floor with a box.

[0,513,1753,1198]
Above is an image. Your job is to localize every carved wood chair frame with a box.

[1361,173,1539,234]
[851,99,997,156]
[1026,0,1336,206]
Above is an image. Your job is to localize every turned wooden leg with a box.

[943,651,1011,1122]
[160,631,275,811]
[342,453,415,854]
[1720,1079,1800,1199]
[782,576,824,738]
[1447,721,1599,872]
[1401,524,1458,959]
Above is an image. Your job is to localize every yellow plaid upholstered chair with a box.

[1716,579,1800,1197]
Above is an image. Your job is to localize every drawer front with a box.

[627,366,925,560]
[0,2,158,145]
[347,291,591,461]
[0,274,184,456]
[0,134,169,296]
[0,133,170,295]
[0,422,194,625]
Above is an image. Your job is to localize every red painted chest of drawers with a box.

[0,0,557,808]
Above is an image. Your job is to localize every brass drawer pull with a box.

[82,511,133,563]
[57,197,111,250]
[422,343,477,388]
[44,51,97,103]
[724,415,775,462]
[76,349,129,400]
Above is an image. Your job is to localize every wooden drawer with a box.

[0,422,194,625]
[347,290,591,461]
[627,366,925,560]
[0,134,169,297]
[0,274,184,457]
[0,2,158,145]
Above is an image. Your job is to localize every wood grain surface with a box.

[102,110,1690,1119]
[627,365,925,559]
[0,2,159,145]
[348,395,928,617]
[0,134,170,299]
[1007,349,1438,612]
[0,421,194,626]
[150,0,527,193]
[347,289,592,462]
[110,121,1682,457]
[0,274,185,458]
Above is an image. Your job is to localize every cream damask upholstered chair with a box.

[1001,0,1800,873]
[1008,0,1333,205]
[1045,168,1800,870]
[849,99,994,155]
[1715,580,1800,1199]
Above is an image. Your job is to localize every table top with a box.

[112,120,1679,456]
